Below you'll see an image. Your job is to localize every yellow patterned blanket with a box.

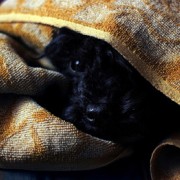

[0,0,179,179]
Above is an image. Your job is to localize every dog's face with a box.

[43,28,146,144]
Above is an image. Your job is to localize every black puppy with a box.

[36,27,179,147]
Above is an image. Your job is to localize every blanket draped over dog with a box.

[0,0,179,179]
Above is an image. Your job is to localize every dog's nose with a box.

[86,105,101,121]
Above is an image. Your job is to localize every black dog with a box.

[35,27,179,147]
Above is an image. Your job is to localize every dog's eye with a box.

[70,60,84,72]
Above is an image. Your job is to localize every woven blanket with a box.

[0,0,179,179]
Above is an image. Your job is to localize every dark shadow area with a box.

[0,154,151,180]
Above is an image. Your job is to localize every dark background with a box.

[0,154,151,180]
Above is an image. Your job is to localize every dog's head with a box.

[44,27,149,145]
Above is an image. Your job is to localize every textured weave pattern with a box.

[0,0,179,178]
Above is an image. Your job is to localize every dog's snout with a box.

[86,105,102,121]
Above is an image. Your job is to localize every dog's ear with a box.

[113,49,149,86]
[45,27,78,59]
[52,27,81,39]
[109,48,133,74]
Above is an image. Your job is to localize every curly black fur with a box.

[36,27,179,147]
